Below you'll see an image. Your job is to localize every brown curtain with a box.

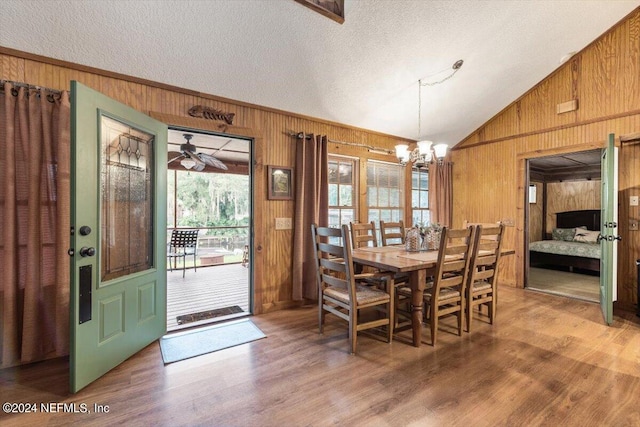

[428,160,453,227]
[292,134,328,301]
[0,82,71,368]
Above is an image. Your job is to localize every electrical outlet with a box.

[275,217,292,230]
[631,196,639,207]
[630,220,639,231]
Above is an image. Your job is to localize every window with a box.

[411,168,430,226]
[367,161,404,240]
[328,156,357,228]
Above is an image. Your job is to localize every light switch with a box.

[275,218,292,230]
[631,196,639,207]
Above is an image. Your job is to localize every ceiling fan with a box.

[168,133,228,171]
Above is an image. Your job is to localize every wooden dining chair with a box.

[465,224,505,332]
[312,224,395,354]
[380,220,405,246]
[349,221,378,248]
[463,220,502,231]
[379,219,411,327]
[398,225,476,345]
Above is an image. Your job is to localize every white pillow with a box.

[573,229,599,243]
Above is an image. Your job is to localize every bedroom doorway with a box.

[525,149,602,302]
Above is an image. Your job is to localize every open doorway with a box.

[526,149,601,302]
[166,128,252,331]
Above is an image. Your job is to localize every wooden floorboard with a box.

[2,286,640,426]
[528,267,599,302]
[167,263,250,331]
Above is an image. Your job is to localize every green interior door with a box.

[600,133,619,325]
[70,81,168,393]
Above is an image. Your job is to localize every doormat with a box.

[160,319,266,364]
[176,305,244,325]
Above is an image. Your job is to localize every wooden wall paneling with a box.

[450,6,639,302]
[1,48,420,318]
[545,181,601,233]
[625,11,640,112]
[0,54,23,80]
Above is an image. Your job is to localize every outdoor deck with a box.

[167,263,250,331]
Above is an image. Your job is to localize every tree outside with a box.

[168,170,250,257]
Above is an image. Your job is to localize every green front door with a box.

[599,133,618,325]
[70,81,168,392]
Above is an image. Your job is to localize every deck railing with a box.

[167,225,249,268]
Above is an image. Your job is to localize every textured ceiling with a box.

[2,0,639,147]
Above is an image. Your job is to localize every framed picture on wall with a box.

[268,166,294,200]
[293,0,345,24]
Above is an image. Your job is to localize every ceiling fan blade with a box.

[198,153,229,170]
[186,150,206,167]
[168,151,185,164]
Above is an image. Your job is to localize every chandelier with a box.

[395,140,448,168]
[396,59,463,168]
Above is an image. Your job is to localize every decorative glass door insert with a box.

[101,115,154,282]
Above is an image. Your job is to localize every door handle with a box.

[79,246,96,257]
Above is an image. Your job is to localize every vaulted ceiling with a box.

[2,0,638,147]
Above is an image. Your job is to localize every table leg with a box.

[410,268,426,347]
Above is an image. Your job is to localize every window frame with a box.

[366,160,405,243]
[411,167,430,226]
[327,155,359,229]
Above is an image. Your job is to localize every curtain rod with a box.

[0,79,63,95]
[291,132,395,155]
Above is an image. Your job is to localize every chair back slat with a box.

[312,224,357,300]
[350,221,378,248]
[317,241,344,258]
[380,220,405,246]
[474,269,495,281]
[433,226,475,295]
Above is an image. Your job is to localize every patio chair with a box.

[167,229,199,277]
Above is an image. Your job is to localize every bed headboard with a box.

[556,209,601,231]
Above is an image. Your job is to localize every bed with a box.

[529,209,601,273]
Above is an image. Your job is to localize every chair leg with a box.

[431,311,438,346]
[466,298,473,333]
[319,301,325,334]
[182,255,185,278]
[349,309,357,355]
[387,295,394,344]
[489,298,496,325]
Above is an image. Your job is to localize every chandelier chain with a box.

[417,60,463,139]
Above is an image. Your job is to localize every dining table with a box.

[351,245,438,347]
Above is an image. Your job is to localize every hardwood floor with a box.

[527,267,599,302]
[2,286,640,426]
